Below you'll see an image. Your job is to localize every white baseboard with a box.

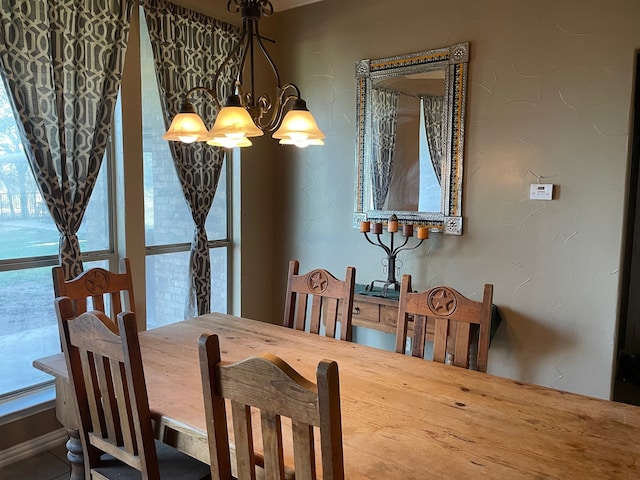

[0,428,68,469]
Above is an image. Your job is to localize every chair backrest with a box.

[199,333,345,480]
[395,274,493,372]
[55,296,160,479]
[283,260,356,341]
[52,257,135,324]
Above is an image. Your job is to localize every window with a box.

[0,8,233,403]
[139,11,230,328]
[0,82,113,399]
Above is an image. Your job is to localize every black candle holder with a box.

[360,215,428,297]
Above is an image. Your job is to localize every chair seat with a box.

[92,440,210,479]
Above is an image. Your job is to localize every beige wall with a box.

[259,0,640,399]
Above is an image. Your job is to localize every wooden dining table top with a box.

[35,312,640,479]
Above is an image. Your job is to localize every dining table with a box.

[34,312,640,479]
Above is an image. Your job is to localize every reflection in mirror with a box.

[374,69,445,212]
[354,43,469,235]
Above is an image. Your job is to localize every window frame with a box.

[0,140,118,403]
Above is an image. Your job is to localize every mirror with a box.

[354,42,469,235]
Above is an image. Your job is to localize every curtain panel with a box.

[371,87,398,210]
[0,0,135,279]
[0,0,134,278]
[142,0,240,318]
[422,95,445,185]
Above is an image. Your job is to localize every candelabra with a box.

[360,214,429,297]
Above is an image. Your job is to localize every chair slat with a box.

[92,295,106,314]
[77,298,89,315]
[324,299,339,339]
[453,322,471,368]
[432,318,449,364]
[295,293,309,331]
[81,350,106,440]
[111,359,135,453]
[111,292,123,317]
[94,355,118,444]
[261,411,286,480]
[291,421,316,480]
[411,315,427,358]
[231,401,257,480]
[309,296,323,334]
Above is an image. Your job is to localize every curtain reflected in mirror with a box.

[422,95,444,184]
[371,88,398,210]
[420,95,444,212]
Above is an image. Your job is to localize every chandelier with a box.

[163,0,325,149]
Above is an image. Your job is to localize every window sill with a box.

[0,383,56,426]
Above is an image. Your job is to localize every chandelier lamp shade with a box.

[162,0,325,148]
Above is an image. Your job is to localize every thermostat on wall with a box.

[530,184,554,201]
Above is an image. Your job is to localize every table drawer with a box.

[351,299,381,324]
[379,304,399,330]
[350,299,397,334]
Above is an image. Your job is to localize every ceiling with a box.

[173,0,323,25]
[270,0,323,12]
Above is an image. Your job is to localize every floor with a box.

[0,443,70,480]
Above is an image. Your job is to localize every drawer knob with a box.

[353,306,360,315]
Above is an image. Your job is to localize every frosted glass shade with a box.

[273,103,325,148]
[208,105,264,143]
[162,112,209,143]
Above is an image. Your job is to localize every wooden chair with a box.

[395,274,494,372]
[52,257,135,323]
[199,333,345,480]
[283,260,356,341]
[55,297,210,480]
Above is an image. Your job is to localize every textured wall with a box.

[267,0,640,398]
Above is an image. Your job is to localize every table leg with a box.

[65,429,84,480]
[54,377,84,479]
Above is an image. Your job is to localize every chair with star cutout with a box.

[283,260,356,341]
[52,257,135,330]
[395,274,493,372]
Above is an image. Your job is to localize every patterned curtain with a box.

[371,87,398,210]
[422,95,445,184]
[0,0,134,279]
[142,0,240,318]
